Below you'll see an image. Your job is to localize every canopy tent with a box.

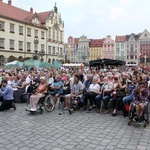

[63,63,84,67]
[53,61,62,69]
[5,60,23,68]
[89,59,125,67]
[39,62,53,68]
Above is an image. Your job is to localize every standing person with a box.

[0,80,16,111]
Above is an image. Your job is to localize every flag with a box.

[74,44,77,54]
[139,53,142,58]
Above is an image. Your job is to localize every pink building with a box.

[102,35,115,59]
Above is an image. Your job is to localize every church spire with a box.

[54,2,58,13]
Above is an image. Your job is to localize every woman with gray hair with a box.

[86,76,100,113]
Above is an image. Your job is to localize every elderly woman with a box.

[29,77,48,111]
[86,77,100,113]
[95,76,113,113]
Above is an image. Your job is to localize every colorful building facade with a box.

[89,39,103,60]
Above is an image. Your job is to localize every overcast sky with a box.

[3,0,150,42]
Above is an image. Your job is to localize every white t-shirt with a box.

[89,83,100,93]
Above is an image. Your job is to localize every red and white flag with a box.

[139,53,142,58]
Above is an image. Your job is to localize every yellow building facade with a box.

[89,39,103,60]
[0,1,64,66]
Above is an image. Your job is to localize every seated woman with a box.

[132,81,149,123]
[86,77,100,113]
[29,77,48,111]
[63,74,71,95]
[96,76,113,113]
[111,77,126,116]
[13,75,27,103]
[50,74,63,108]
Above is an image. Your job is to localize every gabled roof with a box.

[89,39,103,47]
[74,38,79,45]
[0,1,49,28]
[37,11,52,24]
[115,36,126,42]
[126,33,141,41]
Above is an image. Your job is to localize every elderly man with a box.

[0,80,16,111]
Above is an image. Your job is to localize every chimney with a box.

[30,7,33,13]
[8,0,12,5]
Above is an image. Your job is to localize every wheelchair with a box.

[128,101,150,127]
[25,92,55,114]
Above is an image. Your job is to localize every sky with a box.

[3,0,150,42]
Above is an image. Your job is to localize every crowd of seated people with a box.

[0,66,149,118]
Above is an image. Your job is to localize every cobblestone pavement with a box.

[0,103,150,150]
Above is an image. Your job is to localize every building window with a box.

[48,46,51,54]
[53,46,55,54]
[27,28,31,36]
[41,31,45,39]
[0,38,5,49]
[19,26,23,35]
[60,48,63,55]
[41,44,44,51]
[49,27,51,39]
[27,42,31,51]
[60,31,62,42]
[0,21,5,31]
[57,30,59,41]
[10,39,14,50]
[34,43,38,52]
[53,29,55,40]
[10,23,15,33]
[19,41,23,51]
[34,30,38,38]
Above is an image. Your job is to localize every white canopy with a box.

[63,63,84,67]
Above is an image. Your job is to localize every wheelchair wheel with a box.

[44,95,55,112]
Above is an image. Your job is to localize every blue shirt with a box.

[53,81,63,94]
[0,84,14,100]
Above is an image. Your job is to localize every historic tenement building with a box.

[89,39,103,61]
[115,36,126,61]
[0,0,64,66]
[64,36,79,63]
[76,35,89,63]
[125,33,140,65]
[102,35,115,59]
[138,29,150,65]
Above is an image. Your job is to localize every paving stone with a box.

[0,103,150,150]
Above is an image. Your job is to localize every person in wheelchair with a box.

[29,76,48,111]
[50,74,63,108]
[132,81,149,123]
